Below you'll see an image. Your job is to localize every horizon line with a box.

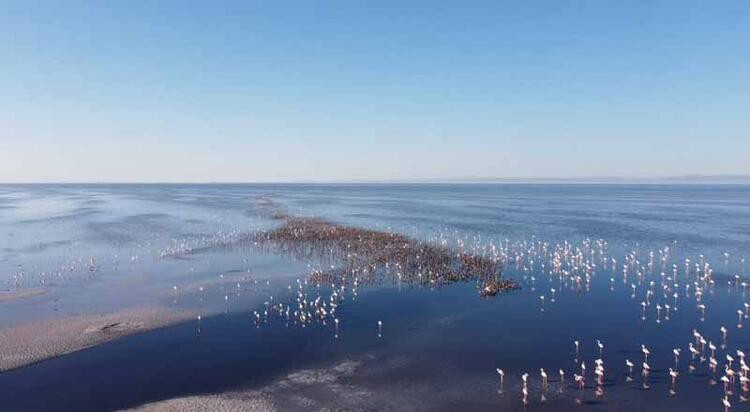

[2,174,750,185]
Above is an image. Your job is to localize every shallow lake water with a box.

[1,184,749,411]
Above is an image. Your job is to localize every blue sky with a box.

[1,1,748,182]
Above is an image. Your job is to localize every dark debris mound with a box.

[479,279,520,297]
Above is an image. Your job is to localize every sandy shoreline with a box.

[0,306,193,372]
[123,359,363,412]
[125,395,276,412]
[0,288,46,303]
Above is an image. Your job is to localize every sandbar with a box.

[0,306,193,372]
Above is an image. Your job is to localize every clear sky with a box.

[1,1,748,182]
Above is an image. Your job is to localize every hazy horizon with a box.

[2,2,749,183]
[2,173,750,185]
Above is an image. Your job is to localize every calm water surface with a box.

[1,184,749,411]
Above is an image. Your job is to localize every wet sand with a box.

[125,395,276,412]
[0,306,193,372]
[0,288,46,303]
[124,360,363,412]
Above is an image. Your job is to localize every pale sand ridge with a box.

[0,306,193,372]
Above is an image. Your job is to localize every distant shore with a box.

[2,174,750,185]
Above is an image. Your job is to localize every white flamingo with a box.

[574,374,584,389]
[722,375,731,392]
[689,343,700,358]
[668,368,679,386]
[641,344,650,362]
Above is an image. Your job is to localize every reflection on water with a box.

[0,184,749,411]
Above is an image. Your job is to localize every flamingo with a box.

[574,374,585,389]
[669,368,679,386]
[722,375,731,392]
[723,395,731,412]
[496,368,504,386]
[625,359,634,375]
[689,343,700,358]
[595,365,604,385]
[726,366,736,383]
[641,344,650,362]
[540,368,548,386]
[710,357,719,374]
[693,329,702,344]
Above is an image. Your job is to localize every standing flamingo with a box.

[669,368,679,386]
